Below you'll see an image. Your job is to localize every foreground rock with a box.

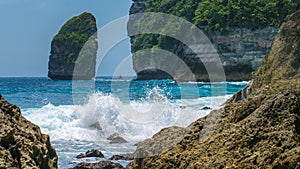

[129,10,300,169]
[72,161,124,169]
[0,94,58,168]
[48,12,97,80]
[110,153,134,161]
[76,149,104,158]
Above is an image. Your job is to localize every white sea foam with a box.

[22,87,230,143]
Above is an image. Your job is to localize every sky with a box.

[0,0,135,77]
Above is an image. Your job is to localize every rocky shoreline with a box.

[1,7,299,169]
[66,9,300,169]
[126,10,300,169]
[0,95,58,168]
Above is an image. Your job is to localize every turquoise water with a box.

[0,77,247,168]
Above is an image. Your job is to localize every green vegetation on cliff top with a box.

[52,12,97,64]
[195,0,300,31]
[131,0,300,53]
[135,0,300,30]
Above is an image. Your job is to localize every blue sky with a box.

[0,0,134,77]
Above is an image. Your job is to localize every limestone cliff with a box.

[48,12,97,80]
[0,94,58,168]
[129,0,298,81]
[129,10,300,169]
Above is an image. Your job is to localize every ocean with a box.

[0,77,247,168]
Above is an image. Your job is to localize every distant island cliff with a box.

[48,12,97,80]
[129,0,299,81]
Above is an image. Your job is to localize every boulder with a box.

[76,149,104,158]
[72,161,124,169]
[109,153,134,161]
[0,94,58,168]
[107,133,128,144]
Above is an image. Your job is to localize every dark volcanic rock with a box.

[107,133,128,144]
[76,153,85,159]
[76,149,104,158]
[128,10,300,169]
[0,94,58,168]
[109,136,128,144]
[72,161,124,169]
[109,153,134,161]
[48,12,97,80]
[200,106,212,110]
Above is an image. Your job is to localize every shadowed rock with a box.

[72,161,124,169]
[110,153,134,161]
[0,94,58,168]
[107,133,128,144]
[76,149,104,158]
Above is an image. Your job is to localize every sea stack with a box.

[129,10,300,169]
[48,12,97,80]
[0,94,58,168]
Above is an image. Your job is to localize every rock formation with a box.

[128,10,300,168]
[72,161,125,169]
[128,0,299,81]
[48,12,97,80]
[109,153,134,161]
[107,133,128,144]
[76,149,104,159]
[0,94,58,168]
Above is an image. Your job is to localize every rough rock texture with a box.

[48,12,97,80]
[0,94,58,169]
[76,149,104,158]
[129,10,300,169]
[107,133,128,144]
[72,161,124,169]
[253,10,300,92]
[129,0,278,81]
[109,153,134,161]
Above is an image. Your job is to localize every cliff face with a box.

[253,10,300,92]
[129,0,294,81]
[48,12,97,80]
[129,10,300,169]
[0,94,58,168]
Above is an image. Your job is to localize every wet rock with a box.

[109,136,128,144]
[109,153,134,161]
[72,161,124,169]
[0,94,58,168]
[89,122,102,131]
[107,133,119,140]
[125,162,133,169]
[107,133,128,144]
[76,149,104,158]
[200,106,211,110]
[76,153,85,159]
